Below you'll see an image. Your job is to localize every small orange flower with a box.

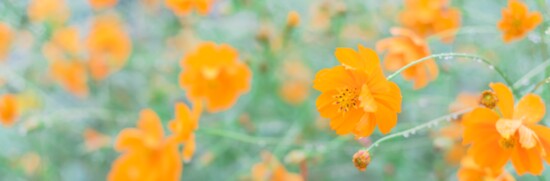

[86,15,132,80]
[251,151,303,181]
[377,28,438,89]
[314,45,402,138]
[399,0,461,42]
[279,60,312,105]
[287,11,300,27]
[457,155,515,181]
[0,23,13,61]
[0,94,18,127]
[27,0,70,25]
[179,42,252,112]
[88,0,118,10]
[169,101,202,162]
[83,128,111,152]
[165,0,214,16]
[498,0,543,43]
[50,60,89,97]
[108,109,182,181]
[462,83,548,175]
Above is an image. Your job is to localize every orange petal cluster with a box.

[27,0,70,25]
[169,101,202,162]
[498,0,543,43]
[0,94,18,127]
[165,0,214,16]
[457,155,515,181]
[314,45,402,138]
[377,28,438,89]
[88,0,118,10]
[251,151,303,181]
[0,23,13,61]
[399,0,461,42]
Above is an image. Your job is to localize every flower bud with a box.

[479,90,498,109]
[352,150,371,171]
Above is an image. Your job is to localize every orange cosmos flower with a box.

[50,60,89,97]
[0,23,13,61]
[498,0,543,43]
[457,155,515,181]
[169,101,202,162]
[27,0,70,25]
[88,0,118,10]
[165,0,214,16]
[279,60,312,105]
[86,15,132,80]
[313,45,402,138]
[462,82,548,175]
[108,109,181,181]
[251,151,303,181]
[399,0,461,42]
[377,28,438,89]
[179,42,252,113]
[0,94,18,127]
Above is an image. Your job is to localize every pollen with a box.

[499,136,517,149]
[333,87,359,113]
[479,90,498,109]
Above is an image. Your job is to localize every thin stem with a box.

[197,127,279,145]
[513,59,550,89]
[386,53,518,97]
[365,108,472,153]
[531,76,550,93]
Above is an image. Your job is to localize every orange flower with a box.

[457,155,515,181]
[313,45,402,138]
[169,101,202,162]
[279,60,312,105]
[179,42,252,112]
[27,0,70,25]
[0,23,13,61]
[462,82,548,175]
[399,0,461,42]
[86,15,132,80]
[498,0,543,43]
[108,109,182,181]
[251,151,303,181]
[287,11,300,27]
[165,0,214,16]
[88,0,118,10]
[83,128,111,152]
[50,60,89,97]
[0,94,18,127]
[377,28,438,89]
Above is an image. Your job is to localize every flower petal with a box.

[490,82,514,118]
[514,93,545,125]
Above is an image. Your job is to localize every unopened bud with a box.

[352,150,371,171]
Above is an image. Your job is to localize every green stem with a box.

[530,76,550,93]
[198,127,279,145]
[365,108,471,153]
[386,53,519,97]
[513,59,550,89]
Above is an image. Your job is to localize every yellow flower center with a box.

[333,87,359,113]
[499,136,517,149]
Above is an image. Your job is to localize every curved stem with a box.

[531,76,550,93]
[513,59,550,89]
[386,53,518,97]
[365,108,472,153]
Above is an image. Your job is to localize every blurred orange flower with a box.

[50,60,89,98]
[313,45,402,138]
[179,42,252,112]
[279,60,312,105]
[462,83,548,175]
[0,23,13,61]
[251,151,303,181]
[88,0,118,10]
[0,94,18,127]
[377,28,438,89]
[165,0,214,16]
[169,101,202,162]
[457,155,515,181]
[498,0,542,43]
[27,0,70,25]
[83,128,111,152]
[109,109,181,181]
[287,11,300,27]
[19,152,42,176]
[399,0,461,42]
[86,15,132,80]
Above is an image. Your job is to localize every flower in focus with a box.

[179,42,252,113]
[352,150,371,171]
[462,82,548,175]
[0,23,13,61]
[83,128,111,152]
[169,101,202,162]
[314,45,402,138]
[377,28,438,89]
[27,0,70,25]
[88,0,118,10]
[0,94,18,127]
[108,109,181,181]
[279,60,312,105]
[251,151,303,181]
[165,0,214,16]
[86,15,132,81]
[399,0,461,42]
[286,11,300,27]
[457,155,515,181]
[498,0,543,43]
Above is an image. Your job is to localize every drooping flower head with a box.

[462,83,548,175]
[399,0,461,42]
[498,0,543,43]
[377,28,438,89]
[0,23,13,61]
[108,109,182,181]
[0,94,18,127]
[165,0,214,16]
[314,45,402,138]
[179,42,252,113]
